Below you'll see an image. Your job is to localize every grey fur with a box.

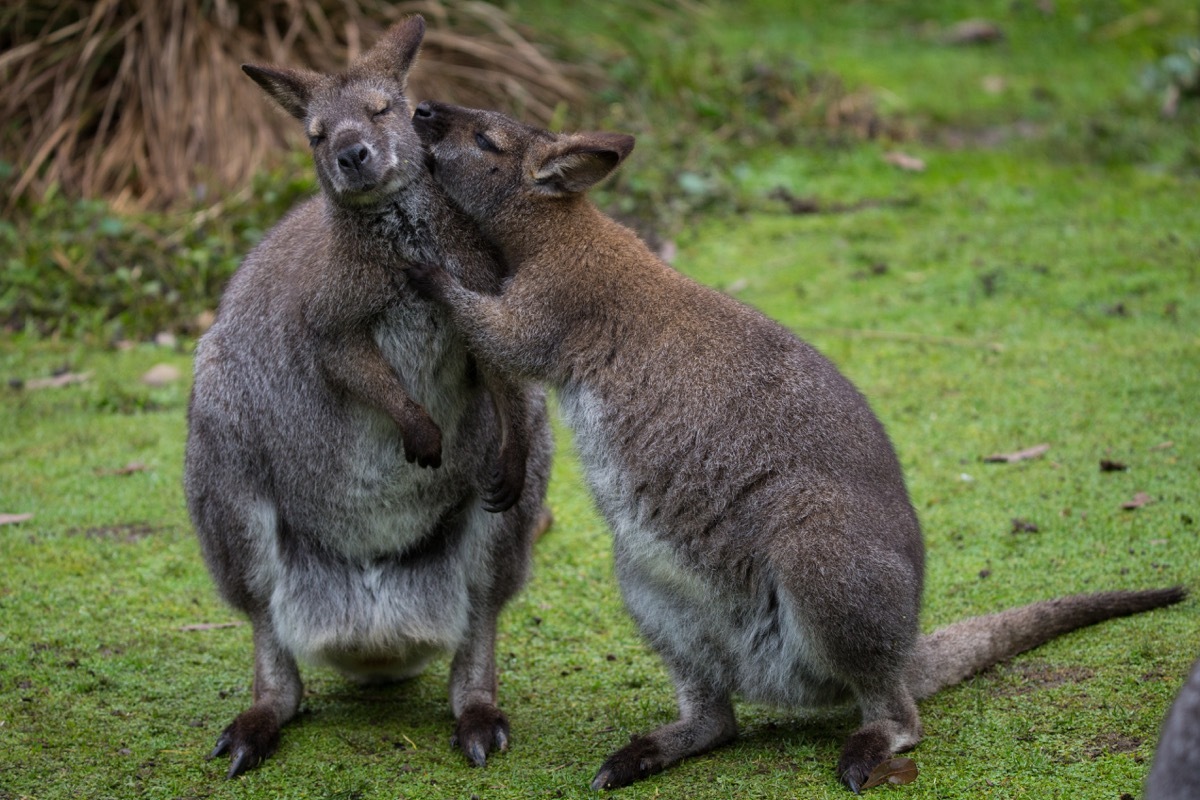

[405,100,1185,792]
[183,18,551,778]
[1146,654,1200,800]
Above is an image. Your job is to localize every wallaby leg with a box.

[318,330,443,468]
[210,617,303,779]
[448,609,508,766]
[591,677,738,790]
[403,263,558,380]
[835,686,922,793]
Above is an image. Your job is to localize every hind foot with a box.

[451,703,510,766]
[209,705,282,779]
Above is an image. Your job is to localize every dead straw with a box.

[0,0,595,210]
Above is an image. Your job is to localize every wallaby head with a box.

[413,100,634,231]
[243,16,428,208]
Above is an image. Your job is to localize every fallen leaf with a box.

[944,19,1005,45]
[1149,441,1174,451]
[154,331,178,348]
[983,443,1050,463]
[1121,492,1153,510]
[981,75,1006,94]
[141,363,181,387]
[95,462,149,477]
[862,757,919,790]
[1011,518,1039,533]
[24,371,92,390]
[0,513,33,526]
[1100,459,1128,472]
[178,622,245,632]
[884,151,926,172]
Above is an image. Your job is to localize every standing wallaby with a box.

[183,18,552,778]
[404,101,1187,792]
[1145,653,1200,800]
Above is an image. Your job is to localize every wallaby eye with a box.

[308,134,325,148]
[372,105,392,120]
[475,132,501,154]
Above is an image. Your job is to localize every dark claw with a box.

[227,747,261,779]
[208,734,230,760]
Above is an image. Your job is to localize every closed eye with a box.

[308,134,325,148]
[475,132,501,153]
[372,105,392,119]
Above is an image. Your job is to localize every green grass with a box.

[3,1,1199,798]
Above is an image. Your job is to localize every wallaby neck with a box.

[489,196,615,266]
[324,174,472,266]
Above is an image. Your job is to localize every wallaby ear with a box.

[242,64,321,121]
[531,132,636,196]
[359,15,426,86]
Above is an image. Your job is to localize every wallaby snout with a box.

[335,140,373,181]
[412,101,449,142]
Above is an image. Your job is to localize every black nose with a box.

[414,101,436,119]
[337,144,371,175]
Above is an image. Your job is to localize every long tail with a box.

[907,587,1187,700]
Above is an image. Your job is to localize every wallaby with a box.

[183,18,552,779]
[403,100,1187,792]
[1145,653,1200,800]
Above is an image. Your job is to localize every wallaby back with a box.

[908,587,1187,699]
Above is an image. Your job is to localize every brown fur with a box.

[405,100,1185,792]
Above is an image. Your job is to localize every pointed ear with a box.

[531,132,636,196]
[242,64,321,120]
[360,15,426,86]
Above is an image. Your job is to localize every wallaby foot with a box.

[480,454,524,513]
[591,686,737,790]
[836,692,922,793]
[400,410,443,469]
[209,705,284,779]
[448,609,512,766]
[209,620,303,778]
[451,702,510,766]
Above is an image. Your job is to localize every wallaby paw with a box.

[208,706,281,779]
[403,260,444,300]
[450,703,510,767]
[590,737,665,791]
[836,728,892,794]
[402,417,443,469]
[481,455,526,514]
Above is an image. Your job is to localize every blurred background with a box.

[1,0,1197,340]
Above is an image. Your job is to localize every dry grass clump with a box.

[0,0,593,210]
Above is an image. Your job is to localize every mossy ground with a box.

[2,1,1198,798]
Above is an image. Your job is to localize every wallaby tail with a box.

[907,587,1187,700]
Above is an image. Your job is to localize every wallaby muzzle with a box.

[330,130,379,192]
[412,101,451,145]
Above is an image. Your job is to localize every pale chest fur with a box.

[558,383,841,708]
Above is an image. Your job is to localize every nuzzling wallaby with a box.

[1145,653,1200,800]
[183,18,552,779]
[404,101,1187,792]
